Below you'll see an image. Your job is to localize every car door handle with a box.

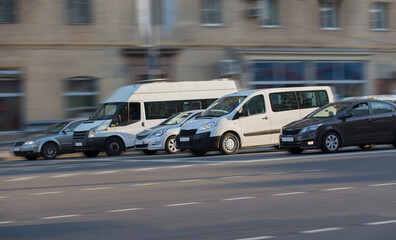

[262,116,268,120]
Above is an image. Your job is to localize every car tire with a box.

[143,150,157,155]
[105,137,124,156]
[321,132,341,153]
[83,150,99,158]
[25,155,38,160]
[165,136,181,154]
[287,147,304,154]
[190,149,207,156]
[219,133,239,155]
[41,142,59,159]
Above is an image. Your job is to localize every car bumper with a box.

[135,138,164,151]
[13,146,40,157]
[73,137,106,151]
[176,132,220,151]
[279,133,320,149]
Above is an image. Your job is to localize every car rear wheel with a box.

[219,133,239,155]
[143,150,157,155]
[83,150,99,158]
[190,149,207,156]
[321,132,340,153]
[165,136,181,154]
[287,147,303,154]
[41,142,59,159]
[105,137,123,156]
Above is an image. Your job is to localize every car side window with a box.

[371,102,394,114]
[241,95,265,116]
[349,102,370,117]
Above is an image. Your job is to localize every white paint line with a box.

[176,179,203,183]
[31,191,62,196]
[167,165,194,169]
[5,176,38,182]
[90,170,121,175]
[105,208,143,213]
[0,221,16,224]
[221,197,256,201]
[131,182,160,187]
[132,167,159,172]
[323,187,355,191]
[207,162,228,166]
[370,182,396,187]
[364,220,396,225]
[0,196,10,199]
[234,236,274,240]
[274,192,306,196]
[300,227,343,234]
[83,187,114,191]
[267,172,289,175]
[41,214,82,220]
[302,169,327,173]
[165,202,201,207]
[220,176,245,179]
[48,173,82,178]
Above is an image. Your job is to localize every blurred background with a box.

[1,0,396,140]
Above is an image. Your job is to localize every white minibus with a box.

[176,86,334,155]
[73,80,238,157]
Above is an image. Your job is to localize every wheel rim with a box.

[325,134,339,151]
[223,136,237,152]
[168,138,178,153]
[44,144,56,158]
[109,142,120,153]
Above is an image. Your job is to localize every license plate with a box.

[282,137,294,142]
[75,142,83,147]
[180,137,190,142]
[13,147,20,152]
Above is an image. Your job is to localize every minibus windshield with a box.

[201,96,246,118]
[307,102,350,118]
[90,103,124,120]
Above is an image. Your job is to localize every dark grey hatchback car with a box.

[280,99,396,154]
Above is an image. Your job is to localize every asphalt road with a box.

[1,146,396,240]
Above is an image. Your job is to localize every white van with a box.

[73,80,238,157]
[176,86,334,155]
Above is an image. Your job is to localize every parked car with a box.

[280,99,396,154]
[135,110,204,155]
[13,119,86,160]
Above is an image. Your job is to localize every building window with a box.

[0,69,24,132]
[258,0,279,27]
[370,2,388,30]
[0,0,17,23]
[201,0,223,26]
[319,0,339,29]
[63,77,98,118]
[251,62,305,83]
[315,62,364,81]
[64,0,92,24]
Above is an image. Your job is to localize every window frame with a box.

[200,0,224,27]
[370,2,389,31]
[0,0,17,23]
[319,0,340,30]
[64,0,92,25]
[258,0,280,28]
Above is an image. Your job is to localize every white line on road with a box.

[0,221,16,224]
[274,192,306,196]
[0,196,9,199]
[220,176,245,179]
[301,169,327,173]
[131,167,159,172]
[176,179,203,183]
[83,187,114,191]
[364,220,396,225]
[221,197,256,201]
[131,182,161,187]
[105,208,143,213]
[267,172,289,175]
[300,227,343,234]
[48,173,82,178]
[167,165,194,169]
[370,182,396,187]
[31,191,63,196]
[234,236,275,240]
[41,214,82,220]
[165,202,201,207]
[5,176,38,182]
[91,170,121,175]
[323,187,355,191]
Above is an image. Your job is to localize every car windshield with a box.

[89,103,123,120]
[160,112,192,126]
[201,96,246,118]
[307,102,350,118]
[44,122,69,134]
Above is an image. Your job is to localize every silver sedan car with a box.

[13,119,85,160]
[135,110,203,155]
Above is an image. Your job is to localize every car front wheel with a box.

[165,136,181,154]
[219,133,239,155]
[321,132,340,153]
[41,142,59,159]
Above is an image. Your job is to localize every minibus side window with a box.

[241,95,265,116]
[296,90,329,109]
[269,92,298,112]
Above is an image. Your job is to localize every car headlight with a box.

[88,128,97,138]
[24,141,35,145]
[300,123,323,134]
[151,129,167,137]
[200,121,217,131]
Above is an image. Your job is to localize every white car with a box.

[135,110,204,155]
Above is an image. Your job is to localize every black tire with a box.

[190,149,207,156]
[25,155,38,160]
[41,142,59,159]
[321,132,341,153]
[104,137,123,156]
[83,150,100,158]
[359,144,373,150]
[165,136,181,154]
[393,135,396,148]
[143,150,157,155]
[219,133,239,155]
[287,147,304,154]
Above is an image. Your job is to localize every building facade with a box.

[1,0,396,133]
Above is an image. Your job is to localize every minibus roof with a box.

[221,86,332,98]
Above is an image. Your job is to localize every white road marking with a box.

[364,220,396,225]
[0,196,9,199]
[48,173,82,178]
[323,187,355,191]
[83,187,114,191]
[234,236,274,240]
[176,179,203,183]
[0,221,15,224]
[91,170,121,175]
[220,176,245,179]
[105,208,143,213]
[300,227,343,234]
[302,169,327,172]
[41,214,82,220]
[131,182,160,187]
[370,182,396,187]
[267,172,289,175]
[5,176,38,182]
[167,165,194,169]
[165,202,201,207]
[221,197,256,201]
[131,167,159,172]
[31,191,62,196]
[274,192,306,196]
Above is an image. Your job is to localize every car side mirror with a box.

[339,112,353,120]
[63,129,72,134]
